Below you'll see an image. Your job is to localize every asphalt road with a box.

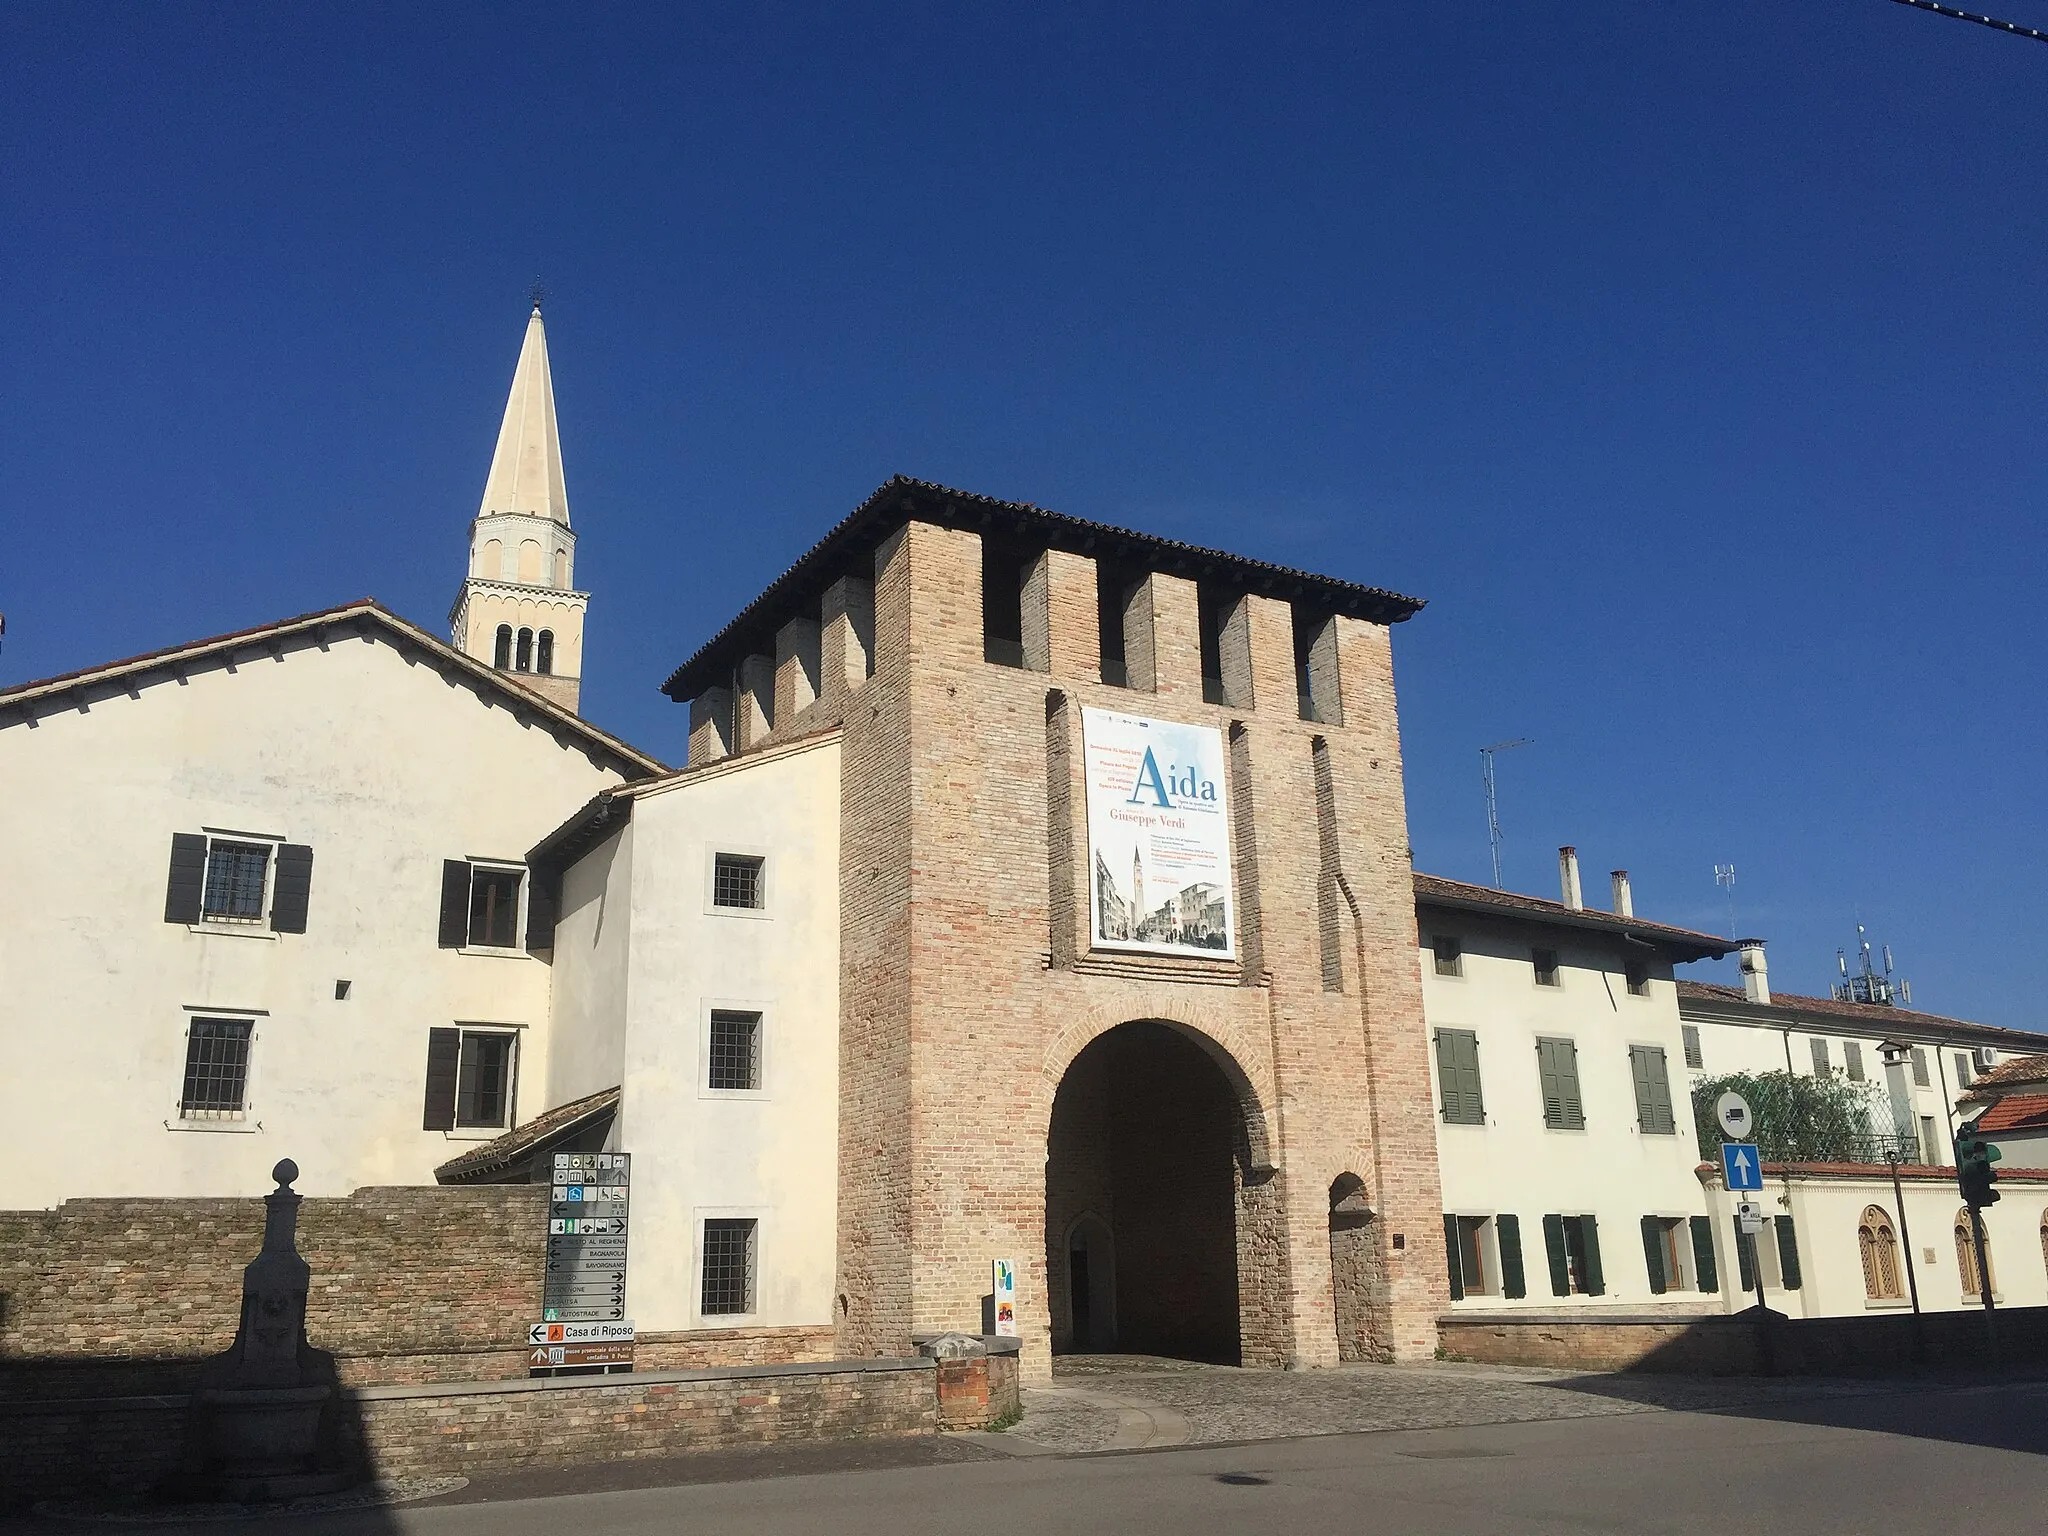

[28,1378,2042,1536]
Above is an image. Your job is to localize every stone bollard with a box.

[185,1160,352,1501]
[918,1333,1017,1430]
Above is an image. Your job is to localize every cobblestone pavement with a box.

[999,1354,1929,1453]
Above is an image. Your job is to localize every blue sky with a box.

[4,3,2042,1024]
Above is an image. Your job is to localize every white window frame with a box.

[188,827,284,940]
[693,1207,768,1323]
[166,1007,266,1133]
[459,858,529,956]
[703,845,772,920]
[699,999,771,1100]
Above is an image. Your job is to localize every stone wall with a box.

[1439,1303,2048,1375]
[0,1359,938,1510]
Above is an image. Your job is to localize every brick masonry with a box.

[0,1358,941,1509]
[0,1186,833,1396]
[701,502,1448,1377]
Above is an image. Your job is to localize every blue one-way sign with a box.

[1722,1142,1763,1192]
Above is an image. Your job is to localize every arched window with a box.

[515,627,533,672]
[1956,1208,1996,1298]
[492,625,512,670]
[553,548,568,588]
[536,630,554,675]
[1858,1205,1902,1300]
[481,538,503,579]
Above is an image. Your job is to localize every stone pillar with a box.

[1123,572,1201,700]
[688,687,733,766]
[1304,616,1343,726]
[736,654,775,750]
[822,575,874,699]
[775,617,821,725]
[1022,550,1100,680]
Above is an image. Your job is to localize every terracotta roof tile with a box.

[1413,872,1737,958]
[1976,1093,2048,1135]
[434,1086,621,1183]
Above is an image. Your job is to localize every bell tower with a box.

[449,302,588,714]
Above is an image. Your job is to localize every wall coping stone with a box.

[1442,1311,1734,1328]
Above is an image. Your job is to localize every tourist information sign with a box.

[543,1152,630,1324]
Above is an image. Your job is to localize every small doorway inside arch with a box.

[1329,1173,1390,1362]
[1066,1214,1117,1352]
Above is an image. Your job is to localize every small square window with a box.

[1432,936,1463,978]
[456,1031,515,1128]
[1625,960,1650,997]
[712,854,765,911]
[702,1217,757,1315]
[181,1017,253,1116]
[708,1010,762,1091]
[202,840,271,921]
[1532,948,1560,987]
[468,866,523,948]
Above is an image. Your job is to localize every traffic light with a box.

[1956,1121,2003,1208]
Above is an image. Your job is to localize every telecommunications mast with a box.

[1480,739,1533,889]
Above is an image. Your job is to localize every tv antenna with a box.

[1480,739,1533,889]
[1715,864,1736,938]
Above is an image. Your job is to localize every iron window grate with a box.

[181,1018,252,1116]
[708,1010,761,1091]
[701,1218,756,1315]
[202,841,270,921]
[712,854,764,910]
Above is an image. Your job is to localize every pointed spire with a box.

[477,306,570,526]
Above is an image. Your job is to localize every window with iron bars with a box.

[202,841,270,921]
[707,1010,762,1091]
[181,1017,253,1117]
[712,854,764,910]
[701,1218,757,1315]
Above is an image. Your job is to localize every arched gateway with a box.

[1044,1020,1268,1364]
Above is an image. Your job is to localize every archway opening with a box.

[1045,1020,1247,1364]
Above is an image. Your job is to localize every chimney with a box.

[1558,847,1583,911]
[1610,869,1633,918]
[1738,939,1770,1005]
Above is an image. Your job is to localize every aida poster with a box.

[1081,706,1236,960]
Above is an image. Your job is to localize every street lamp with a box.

[1878,1041,1926,1353]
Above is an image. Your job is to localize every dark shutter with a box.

[1774,1215,1802,1290]
[525,865,558,952]
[1644,1048,1674,1134]
[1538,1040,1584,1130]
[422,1027,461,1131]
[1498,1214,1526,1299]
[1435,1030,1483,1125]
[270,844,314,933]
[1641,1216,1668,1294]
[1734,1218,1756,1292]
[165,833,207,923]
[1578,1215,1604,1295]
[439,860,471,948]
[1690,1215,1719,1292]
[1630,1047,1674,1134]
[1443,1214,1464,1301]
[1542,1214,1570,1297]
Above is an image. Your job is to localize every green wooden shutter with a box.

[1498,1215,1526,1299]
[1436,1031,1484,1125]
[270,844,314,933]
[1578,1215,1604,1295]
[1733,1217,1756,1291]
[1641,1216,1668,1294]
[1553,1042,1585,1129]
[1537,1041,1565,1128]
[1648,1047,1675,1134]
[1443,1214,1464,1301]
[439,860,471,948]
[1774,1215,1802,1290]
[1434,1031,1459,1121]
[1542,1214,1569,1296]
[1690,1215,1718,1292]
[1630,1047,1657,1131]
[422,1027,461,1131]
[164,833,207,924]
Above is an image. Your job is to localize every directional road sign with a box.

[1722,1141,1763,1192]
[543,1152,630,1323]
[529,1320,636,1345]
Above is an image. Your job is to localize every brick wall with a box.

[0,1188,834,1396]
[0,1359,939,1509]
